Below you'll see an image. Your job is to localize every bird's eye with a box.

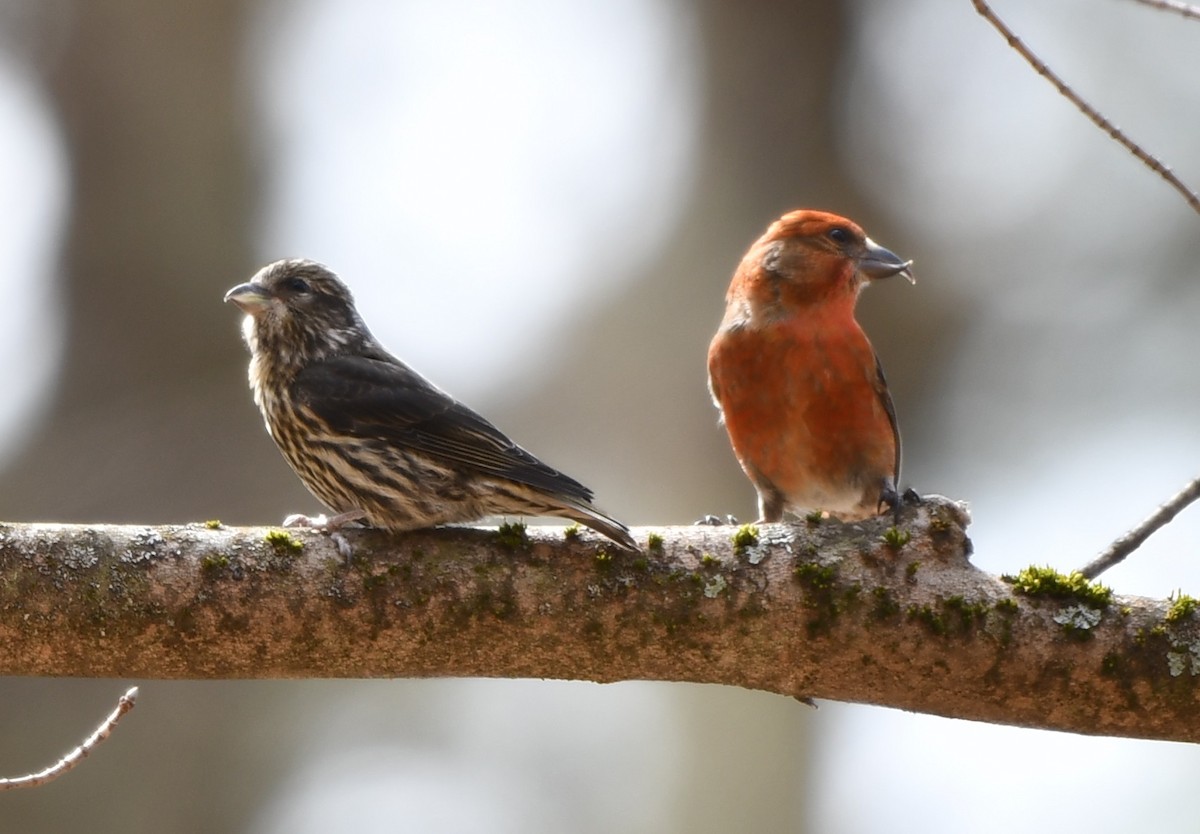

[827,227,852,245]
[282,276,311,294]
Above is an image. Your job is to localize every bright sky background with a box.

[251,0,701,403]
[0,50,63,470]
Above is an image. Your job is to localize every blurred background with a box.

[1,0,1198,830]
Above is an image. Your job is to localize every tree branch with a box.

[1078,475,1200,579]
[1130,0,1200,22]
[973,0,1200,216]
[1,497,1197,742]
[0,687,138,790]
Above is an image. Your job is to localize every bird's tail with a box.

[566,505,639,551]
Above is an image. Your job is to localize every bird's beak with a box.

[224,282,275,315]
[859,237,916,285]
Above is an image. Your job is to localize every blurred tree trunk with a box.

[511,0,871,523]
[0,0,301,526]
[0,3,283,833]
[508,2,857,832]
[672,7,848,828]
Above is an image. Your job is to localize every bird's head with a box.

[731,210,914,315]
[225,259,378,371]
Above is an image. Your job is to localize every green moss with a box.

[731,524,760,552]
[1100,651,1122,677]
[1120,606,1132,617]
[905,561,920,583]
[804,510,825,525]
[905,596,989,638]
[793,561,842,637]
[203,520,222,530]
[700,553,719,568]
[793,562,836,590]
[495,520,528,550]
[908,604,946,637]
[362,573,389,591]
[870,587,901,621]
[646,533,664,552]
[563,523,582,541]
[264,529,303,555]
[944,595,989,629]
[200,554,229,574]
[1002,565,1112,608]
[631,557,649,572]
[882,527,911,549]
[1166,591,1199,624]
[477,587,518,621]
[594,550,613,570]
[992,596,1018,648]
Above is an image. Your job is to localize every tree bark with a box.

[1,496,1194,742]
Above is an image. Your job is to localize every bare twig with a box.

[972,0,1200,216]
[1078,476,1200,579]
[0,687,138,790]
[1130,0,1200,21]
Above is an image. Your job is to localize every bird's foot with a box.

[283,509,367,562]
[878,486,923,524]
[694,514,739,526]
[282,509,367,530]
[879,482,903,524]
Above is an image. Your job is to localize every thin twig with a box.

[972,0,1200,216]
[1130,0,1200,21]
[0,687,138,790]
[1078,476,1200,579]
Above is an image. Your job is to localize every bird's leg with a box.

[879,480,903,525]
[757,489,785,524]
[283,509,368,562]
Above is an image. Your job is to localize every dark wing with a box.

[292,355,595,502]
[873,353,901,483]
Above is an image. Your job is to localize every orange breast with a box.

[708,316,895,511]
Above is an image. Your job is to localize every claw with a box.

[283,509,367,531]
[283,512,325,529]
[694,514,739,526]
[283,509,367,563]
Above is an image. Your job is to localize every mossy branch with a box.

[1,498,1198,742]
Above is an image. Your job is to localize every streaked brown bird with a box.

[707,209,914,523]
[225,258,636,550]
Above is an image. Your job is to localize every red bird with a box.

[707,209,915,523]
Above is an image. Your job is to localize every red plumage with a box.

[707,210,914,522]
